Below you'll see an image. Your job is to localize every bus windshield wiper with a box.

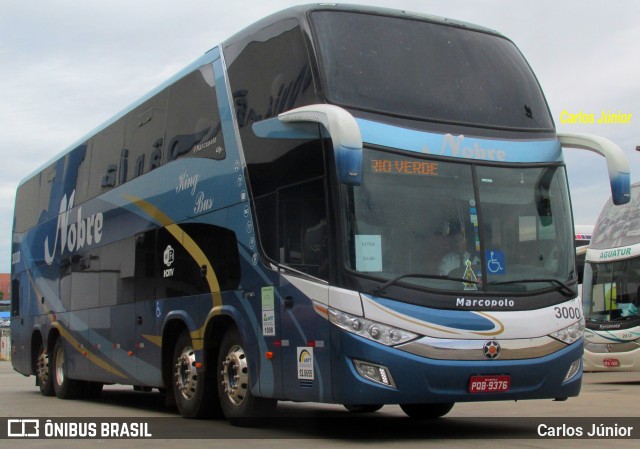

[371,273,477,295]
[487,278,575,298]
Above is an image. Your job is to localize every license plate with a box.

[469,375,511,393]
[603,358,620,368]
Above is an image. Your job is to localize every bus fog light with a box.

[353,359,396,388]
[563,358,581,383]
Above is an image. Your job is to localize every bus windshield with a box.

[584,259,640,322]
[343,147,575,295]
[311,10,554,130]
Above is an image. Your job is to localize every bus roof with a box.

[19,3,504,188]
[222,3,502,51]
[588,182,640,255]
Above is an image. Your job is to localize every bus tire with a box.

[172,330,218,418]
[400,402,455,419]
[343,404,384,413]
[36,342,55,396]
[52,338,84,399]
[217,327,276,424]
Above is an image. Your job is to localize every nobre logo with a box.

[44,190,104,265]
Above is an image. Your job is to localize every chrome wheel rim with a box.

[174,345,198,401]
[36,348,49,385]
[221,344,248,405]
[54,345,65,386]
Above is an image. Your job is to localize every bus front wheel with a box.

[51,338,83,399]
[217,327,276,423]
[400,402,455,419]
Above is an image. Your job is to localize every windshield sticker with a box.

[355,235,383,272]
[486,250,506,275]
[463,260,478,290]
[262,286,275,336]
[469,201,481,251]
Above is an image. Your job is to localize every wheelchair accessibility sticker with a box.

[485,250,505,274]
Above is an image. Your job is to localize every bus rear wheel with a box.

[172,330,219,418]
[51,338,84,399]
[36,342,54,396]
[400,402,455,419]
[217,327,276,423]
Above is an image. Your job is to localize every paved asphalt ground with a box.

[0,360,638,448]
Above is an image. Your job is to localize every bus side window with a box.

[165,64,225,162]
[11,279,20,317]
[13,175,40,233]
[88,117,126,199]
[123,90,168,181]
[277,179,329,279]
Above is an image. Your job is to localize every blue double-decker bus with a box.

[11,4,630,421]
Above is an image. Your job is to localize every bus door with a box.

[278,276,330,401]
[133,229,163,387]
[275,179,332,400]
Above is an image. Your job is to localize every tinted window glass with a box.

[279,179,329,279]
[312,11,553,130]
[344,148,574,294]
[123,90,168,181]
[11,279,20,316]
[165,64,225,162]
[225,20,319,199]
[153,223,241,299]
[226,21,314,132]
[14,175,40,233]
[250,141,329,280]
[88,117,126,199]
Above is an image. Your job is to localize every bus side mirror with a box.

[558,133,631,205]
[253,104,363,185]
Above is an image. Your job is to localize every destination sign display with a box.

[371,159,439,176]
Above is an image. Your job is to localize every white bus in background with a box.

[575,225,594,286]
[583,184,640,371]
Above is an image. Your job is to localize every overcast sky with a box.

[1,0,639,273]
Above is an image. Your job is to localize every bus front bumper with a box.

[331,329,583,405]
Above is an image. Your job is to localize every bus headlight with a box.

[550,319,585,345]
[328,308,418,346]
